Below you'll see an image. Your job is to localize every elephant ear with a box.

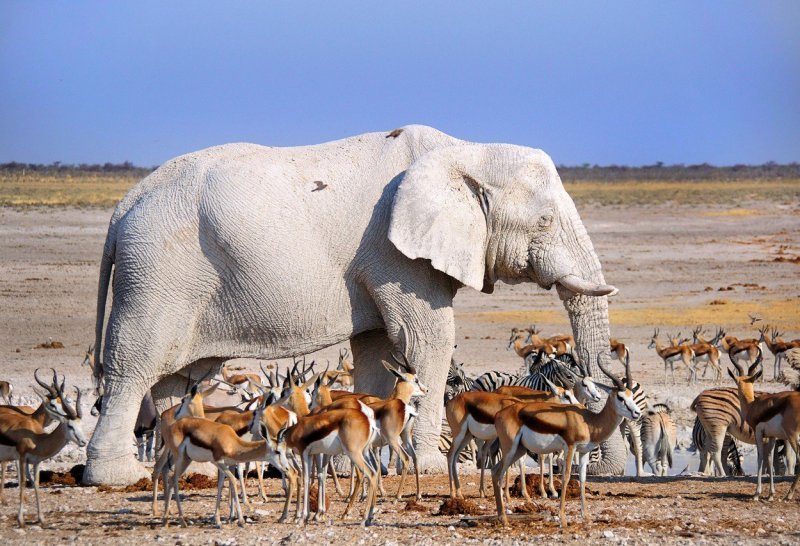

[389,145,491,292]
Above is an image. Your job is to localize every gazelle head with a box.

[42,381,87,448]
[538,373,579,405]
[507,328,525,350]
[33,368,68,420]
[174,382,219,420]
[250,395,292,473]
[81,344,95,371]
[595,353,641,421]
[384,351,428,399]
[727,347,763,404]
[560,352,601,404]
[647,329,659,350]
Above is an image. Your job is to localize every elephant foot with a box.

[83,453,149,485]
[414,449,447,474]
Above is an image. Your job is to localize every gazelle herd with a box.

[0,317,798,531]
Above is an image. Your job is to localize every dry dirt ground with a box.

[0,198,799,543]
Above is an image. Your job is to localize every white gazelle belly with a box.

[758,415,787,439]
[466,416,497,441]
[308,431,343,455]
[520,428,566,454]
[183,439,215,463]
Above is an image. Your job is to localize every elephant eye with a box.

[537,214,554,230]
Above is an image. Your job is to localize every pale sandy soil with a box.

[0,200,798,543]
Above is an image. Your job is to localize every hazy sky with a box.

[1,2,798,166]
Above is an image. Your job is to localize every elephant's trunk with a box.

[554,195,627,476]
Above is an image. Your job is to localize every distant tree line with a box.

[557,161,800,182]
[0,161,153,177]
[2,160,799,181]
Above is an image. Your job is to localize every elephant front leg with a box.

[83,382,151,485]
[351,326,452,473]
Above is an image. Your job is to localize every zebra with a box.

[640,409,677,476]
[691,417,743,476]
[444,359,475,404]
[691,387,797,476]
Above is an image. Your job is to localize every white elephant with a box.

[83,125,622,484]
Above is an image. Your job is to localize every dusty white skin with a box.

[84,125,619,484]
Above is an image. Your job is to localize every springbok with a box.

[491,354,641,527]
[0,382,86,527]
[0,381,12,405]
[275,371,380,525]
[609,339,628,367]
[728,349,800,501]
[689,326,723,380]
[760,327,800,380]
[649,329,696,384]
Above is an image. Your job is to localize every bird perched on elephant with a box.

[83,125,620,484]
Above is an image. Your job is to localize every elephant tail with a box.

[93,221,116,387]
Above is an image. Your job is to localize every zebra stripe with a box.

[472,371,518,392]
[691,416,743,476]
[439,419,475,465]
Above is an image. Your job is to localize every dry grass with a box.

[703,208,763,217]
[2,172,798,208]
[0,172,137,207]
[563,178,800,206]
[468,298,800,332]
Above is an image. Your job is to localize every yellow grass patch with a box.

[703,208,762,217]
[0,173,138,207]
[1,173,798,208]
[467,298,800,332]
[563,179,800,206]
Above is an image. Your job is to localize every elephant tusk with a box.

[557,274,618,297]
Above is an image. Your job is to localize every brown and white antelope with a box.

[0,381,12,405]
[445,376,579,501]
[760,327,800,380]
[688,326,723,381]
[275,372,380,525]
[609,338,629,367]
[491,354,641,527]
[718,330,763,371]
[0,381,86,527]
[161,411,282,527]
[728,349,800,501]
[221,362,263,393]
[649,329,696,384]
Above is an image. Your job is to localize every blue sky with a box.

[1,2,798,166]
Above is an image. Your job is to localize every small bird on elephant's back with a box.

[83,125,620,485]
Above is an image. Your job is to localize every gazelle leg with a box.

[518,456,530,501]
[538,454,547,498]
[218,465,244,526]
[558,445,576,528]
[766,439,776,501]
[33,462,42,524]
[214,469,225,527]
[754,430,765,501]
[548,453,559,498]
[301,452,311,522]
[578,451,589,519]
[328,459,344,497]
[375,447,385,497]
[342,464,362,520]
[447,426,472,499]
[389,440,411,501]
[491,433,525,526]
[784,436,799,500]
[17,456,26,528]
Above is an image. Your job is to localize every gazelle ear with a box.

[389,144,494,293]
[381,360,404,379]
[200,382,220,399]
